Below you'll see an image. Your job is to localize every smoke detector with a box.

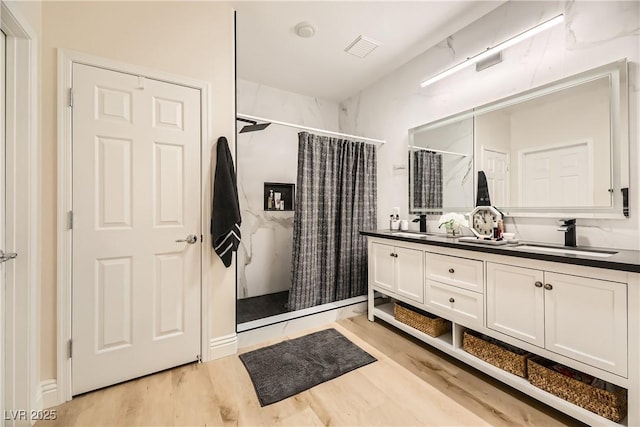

[344,35,380,58]
[295,22,315,38]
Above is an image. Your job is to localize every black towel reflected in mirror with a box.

[476,171,491,207]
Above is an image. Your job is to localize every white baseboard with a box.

[208,333,238,360]
[36,379,59,410]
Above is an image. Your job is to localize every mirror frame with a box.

[408,59,629,219]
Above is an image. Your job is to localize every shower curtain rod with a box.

[409,145,469,157]
[237,113,386,145]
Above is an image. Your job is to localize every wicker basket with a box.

[393,303,451,337]
[463,330,531,378]
[527,356,627,422]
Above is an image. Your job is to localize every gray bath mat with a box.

[239,328,377,406]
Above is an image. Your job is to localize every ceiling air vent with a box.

[344,35,380,58]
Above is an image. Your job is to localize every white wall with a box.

[236,79,339,298]
[340,1,640,249]
[41,1,236,385]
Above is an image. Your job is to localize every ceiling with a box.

[232,1,504,102]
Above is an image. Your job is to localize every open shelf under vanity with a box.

[373,301,626,427]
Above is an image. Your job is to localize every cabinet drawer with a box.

[425,252,483,293]
[425,280,484,328]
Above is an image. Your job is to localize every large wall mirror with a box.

[409,59,629,218]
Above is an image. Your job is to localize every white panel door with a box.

[370,242,394,292]
[486,263,545,348]
[544,272,627,377]
[72,63,201,395]
[481,147,509,207]
[520,142,591,207]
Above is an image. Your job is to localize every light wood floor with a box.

[37,315,585,426]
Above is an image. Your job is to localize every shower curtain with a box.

[288,132,377,311]
[412,150,443,210]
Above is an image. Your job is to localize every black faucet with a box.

[558,218,576,247]
[412,215,427,233]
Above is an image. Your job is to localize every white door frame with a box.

[1,1,40,423]
[57,49,211,403]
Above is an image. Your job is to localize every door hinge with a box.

[68,88,74,108]
[68,339,73,358]
[67,211,73,230]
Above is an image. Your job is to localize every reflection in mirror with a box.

[409,114,474,214]
[408,59,628,218]
[475,76,611,209]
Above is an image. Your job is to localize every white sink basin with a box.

[513,244,617,258]
[390,232,428,238]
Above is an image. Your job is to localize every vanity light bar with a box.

[420,14,564,88]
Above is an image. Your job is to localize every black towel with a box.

[211,136,241,267]
[476,171,491,206]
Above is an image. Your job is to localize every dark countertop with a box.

[361,230,640,273]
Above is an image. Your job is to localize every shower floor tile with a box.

[237,290,289,324]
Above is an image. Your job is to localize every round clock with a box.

[469,206,502,238]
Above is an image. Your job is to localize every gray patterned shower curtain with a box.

[288,132,377,311]
[412,150,442,210]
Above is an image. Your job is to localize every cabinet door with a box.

[370,243,395,292]
[395,246,424,303]
[544,272,627,377]
[487,263,545,348]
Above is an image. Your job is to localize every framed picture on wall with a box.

[264,182,295,211]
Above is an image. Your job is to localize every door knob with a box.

[0,250,17,263]
[176,234,198,244]
[544,283,553,290]
[449,297,455,303]
[534,281,543,288]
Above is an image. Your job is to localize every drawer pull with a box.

[449,297,455,303]
[448,268,455,274]
[544,283,553,290]
[390,253,394,257]
[534,281,543,288]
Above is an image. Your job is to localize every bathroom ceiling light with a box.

[420,14,564,88]
[295,22,315,38]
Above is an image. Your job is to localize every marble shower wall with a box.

[339,1,640,250]
[236,80,340,298]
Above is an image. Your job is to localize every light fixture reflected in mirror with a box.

[420,14,564,88]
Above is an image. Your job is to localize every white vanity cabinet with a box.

[370,242,424,304]
[487,262,628,377]
[365,233,640,427]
